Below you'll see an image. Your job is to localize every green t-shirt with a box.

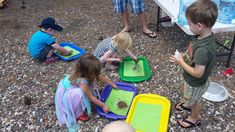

[183,33,216,87]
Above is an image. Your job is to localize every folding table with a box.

[154,0,235,67]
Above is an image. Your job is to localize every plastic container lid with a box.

[202,82,229,102]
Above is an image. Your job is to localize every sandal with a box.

[77,114,89,121]
[177,118,201,128]
[175,103,191,112]
[44,57,58,64]
[220,68,233,76]
[143,31,157,38]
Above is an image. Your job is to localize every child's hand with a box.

[112,84,120,90]
[66,50,73,56]
[116,58,122,62]
[62,50,72,56]
[102,105,110,113]
[169,53,184,65]
[133,57,139,64]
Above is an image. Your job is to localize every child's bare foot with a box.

[121,27,130,32]
[105,64,117,70]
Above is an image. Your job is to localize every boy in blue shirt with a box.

[28,17,72,63]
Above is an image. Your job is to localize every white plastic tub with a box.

[202,82,229,102]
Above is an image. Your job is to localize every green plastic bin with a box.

[119,56,151,82]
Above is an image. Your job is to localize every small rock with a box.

[24,96,32,105]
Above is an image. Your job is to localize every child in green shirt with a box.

[170,0,218,128]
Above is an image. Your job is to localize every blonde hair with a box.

[69,53,102,83]
[112,32,132,50]
[102,121,135,132]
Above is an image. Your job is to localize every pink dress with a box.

[55,76,91,132]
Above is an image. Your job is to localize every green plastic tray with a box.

[119,56,151,82]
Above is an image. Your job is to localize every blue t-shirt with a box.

[28,30,55,58]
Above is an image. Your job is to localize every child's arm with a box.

[169,54,205,78]
[124,49,138,63]
[98,74,119,89]
[100,49,122,62]
[51,43,72,55]
[79,83,109,113]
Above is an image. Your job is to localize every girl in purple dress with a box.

[55,53,118,132]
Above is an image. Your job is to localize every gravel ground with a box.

[0,0,235,131]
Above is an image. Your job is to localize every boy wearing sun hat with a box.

[28,17,72,63]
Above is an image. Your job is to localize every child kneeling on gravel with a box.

[93,32,138,70]
[28,17,72,64]
[55,53,118,131]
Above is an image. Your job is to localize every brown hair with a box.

[69,53,102,83]
[186,0,218,28]
[112,32,132,50]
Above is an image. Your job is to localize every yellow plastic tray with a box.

[126,94,171,132]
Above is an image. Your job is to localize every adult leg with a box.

[139,12,148,33]
[112,0,129,32]
[139,12,157,38]
[121,10,130,32]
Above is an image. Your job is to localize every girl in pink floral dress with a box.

[55,53,118,132]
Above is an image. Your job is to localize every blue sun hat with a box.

[40,17,63,31]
